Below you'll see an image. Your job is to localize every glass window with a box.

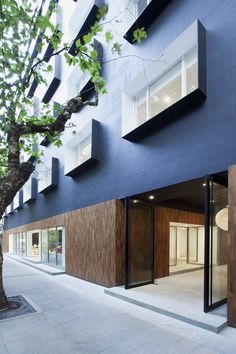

[16,233,21,255]
[186,48,198,95]
[134,46,198,127]
[48,228,57,265]
[13,234,17,254]
[41,229,48,263]
[39,168,51,191]
[21,232,27,257]
[136,90,147,126]
[57,227,63,266]
[75,136,91,165]
[150,62,182,117]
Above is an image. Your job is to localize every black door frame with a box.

[125,197,154,289]
[204,175,228,312]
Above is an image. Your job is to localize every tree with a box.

[0,0,147,310]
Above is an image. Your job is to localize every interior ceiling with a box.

[132,171,228,214]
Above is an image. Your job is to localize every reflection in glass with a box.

[75,136,91,165]
[21,232,27,257]
[134,46,198,129]
[57,227,63,266]
[186,49,198,95]
[209,181,228,305]
[38,168,51,192]
[41,229,48,263]
[48,228,57,265]
[32,232,39,257]
[150,62,182,118]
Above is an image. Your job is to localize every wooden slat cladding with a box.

[3,199,124,287]
[66,200,117,287]
[115,200,125,285]
[154,206,204,278]
[228,165,236,327]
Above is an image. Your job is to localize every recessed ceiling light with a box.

[202,183,206,187]
[149,195,155,200]
[133,199,138,203]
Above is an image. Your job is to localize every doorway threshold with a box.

[105,271,227,333]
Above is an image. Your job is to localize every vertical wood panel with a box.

[115,200,125,285]
[65,200,117,287]
[228,165,236,327]
[154,206,204,278]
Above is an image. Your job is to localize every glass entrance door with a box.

[125,198,154,289]
[204,176,228,312]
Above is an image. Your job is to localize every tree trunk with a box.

[0,242,8,310]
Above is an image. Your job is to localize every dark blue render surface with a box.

[5,0,236,229]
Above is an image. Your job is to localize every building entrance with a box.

[125,172,228,313]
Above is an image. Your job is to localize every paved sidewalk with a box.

[0,258,236,354]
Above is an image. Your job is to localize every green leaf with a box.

[112,42,122,55]
[133,27,147,43]
[105,31,113,43]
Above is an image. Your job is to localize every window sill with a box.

[122,89,206,141]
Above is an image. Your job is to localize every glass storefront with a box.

[10,226,65,269]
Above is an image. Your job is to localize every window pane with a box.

[75,136,91,165]
[137,0,147,17]
[48,228,57,265]
[56,227,63,266]
[41,229,48,263]
[150,62,182,117]
[186,48,198,94]
[136,91,147,127]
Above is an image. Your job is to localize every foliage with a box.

[133,27,147,43]
[0,0,147,197]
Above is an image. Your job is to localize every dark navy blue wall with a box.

[5,0,236,229]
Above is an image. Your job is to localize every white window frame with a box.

[133,46,197,126]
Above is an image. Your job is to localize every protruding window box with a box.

[42,55,62,103]
[67,39,103,103]
[38,157,59,194]
[27,1,61,98]
[23,178,37,204]
[124,0,172,44]
[122,20,206,141]
[64,119,100,177]
[13,190,23,210]
[68,0,104,56]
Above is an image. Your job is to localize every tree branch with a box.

[19,94,99,136]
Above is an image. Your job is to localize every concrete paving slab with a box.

[105,270,227,333]
[1,257,236,354]
[5,254,65,275]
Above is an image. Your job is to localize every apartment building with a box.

[3,0,236,325]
